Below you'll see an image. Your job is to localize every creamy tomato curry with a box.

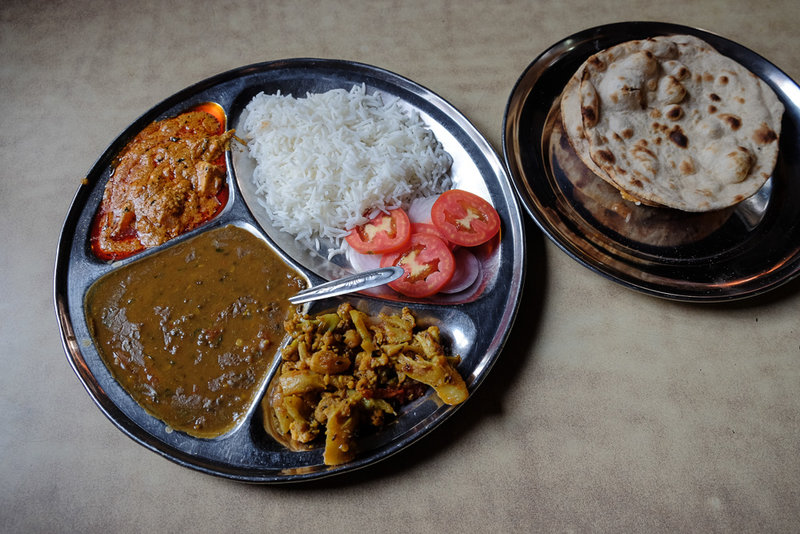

[91,106,235,261]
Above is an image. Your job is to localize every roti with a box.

[561,34,784,212]
[551,115,733,247]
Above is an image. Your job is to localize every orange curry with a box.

[91,105,234,261]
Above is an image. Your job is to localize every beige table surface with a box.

[2,0,799,532]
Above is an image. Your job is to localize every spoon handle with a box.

[289,266,404,304]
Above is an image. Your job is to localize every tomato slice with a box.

[380,233,455,298]
[345,208,411,254]
[430,189,501,247]
[410,222,454,249]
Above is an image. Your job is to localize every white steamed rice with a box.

[240,84,452,253]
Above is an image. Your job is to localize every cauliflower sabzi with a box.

[264,303,468,465]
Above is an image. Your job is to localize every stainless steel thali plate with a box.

[54,59,525,482]
[503,22,800,301]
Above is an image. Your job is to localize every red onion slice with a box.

[407,195,439,224]
[346,244,382,272]
[440,247,481,294]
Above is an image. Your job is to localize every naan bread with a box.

[561,34,784,212]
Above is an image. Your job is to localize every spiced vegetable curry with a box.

[265,303,468,465]
[85,225,306,438]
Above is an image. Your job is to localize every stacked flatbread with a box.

[561,34,784,212]
[551,120,733,246]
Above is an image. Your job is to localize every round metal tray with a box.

[503,22,800,301]
[54,59,525,483]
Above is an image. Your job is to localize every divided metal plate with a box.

[54,59,525,482]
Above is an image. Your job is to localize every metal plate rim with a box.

[503,21,800,303]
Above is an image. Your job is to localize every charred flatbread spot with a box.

[666,106,684,121]
[632,143,657,160]
[734,194,745,203]
[709,93,721,102]
[753,123,778,145]
[724,146,754,183]
[679,159,695,175]
[587,56,606,71]
[676,67,690,80]
[668,126,689,148]
[704,73,714,82]
[720,114,742,130]
[581,105,597,125]
[620,84,643,104]
[719,75,729,85]
[650,109,662,119]
[596,149,616,164]
[622,128,634,139]
[708,105,718,114]
[630,177,644,188]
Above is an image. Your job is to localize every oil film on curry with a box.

[56,58,523,481]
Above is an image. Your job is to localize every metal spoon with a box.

[289,266,404,304]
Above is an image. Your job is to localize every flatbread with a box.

[551,115,732,247]
[561,34,784,212]
[561,68,661,207]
